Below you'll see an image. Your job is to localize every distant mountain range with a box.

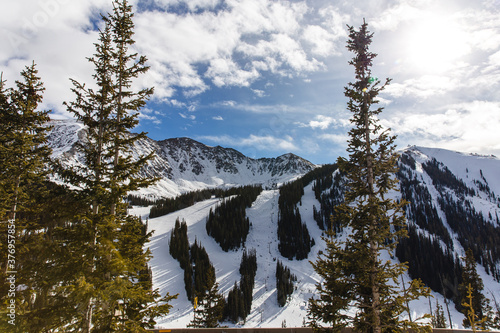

[47,119,315,197]
[47,119,500,329]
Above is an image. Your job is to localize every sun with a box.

[405,15,470,73]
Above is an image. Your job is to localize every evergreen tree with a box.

[491,294,500,329]
[239,248,257,317]
[277,179,313,260]
[106,0,155,215]
[308,20,430,333]
[462,284,488,332]
[432,301,447,328]
[206,185,262,251]
[276,260,297,307]
[56,1,175,331]
[0,72,13,220]
[190,240,216,303]
[0,63,57,331]
[459,249,492,329]
[188,269,225,328]
[224,249,258,323]
[226,282,244,323]
[0,62,51,222]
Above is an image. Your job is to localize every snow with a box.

[134,179,496,329]
[49,121,500,329]
[48,119,314,200]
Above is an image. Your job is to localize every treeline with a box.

[395,152,500,304]
[206,185,262,252]
[421,158,500,281]
[169,221,260,325]
[422,158,475,197]
[473,168,499,203]
[396,224,463,302]
[396,153,476,299]
[225,249,258,323]
[169,218,216,302]
[276,260,297,307]
[311,164,344,232]
[277,173,317,260]
[150,189,214,218]
[438,193,500,281]
[127,194,158,207]
[397,153,453,248]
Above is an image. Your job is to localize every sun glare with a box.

[405,16,470,73]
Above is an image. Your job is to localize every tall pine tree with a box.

[459,249,492,329]
[0,63,55,331]
[308,20,430,333]
[58,1,175,331]
[107,0,155,215]
[0,62,51,222]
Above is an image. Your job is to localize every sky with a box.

[1,0,500,165]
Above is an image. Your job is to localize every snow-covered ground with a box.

[134,181,492,329]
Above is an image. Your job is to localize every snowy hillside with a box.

[47,120,500,328]
[47,119,315,198]
[128,146,500,329]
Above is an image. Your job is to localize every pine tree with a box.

[226,282,244,323]
[459,249,492,329]
[462,284,488,332]
[0,63,55,331]
[56,1,175,331]
[0,62,51,222]
[276,260,297,307]
[491,293,500,329]
[0,72,13,220]
[106,0,155,215]
[308,20,430,333]
[432,301,447,328]
[188,270,225,328]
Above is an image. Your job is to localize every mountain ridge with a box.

[46,119,500,328]
[47,119,316,198]
[136,144,500,328]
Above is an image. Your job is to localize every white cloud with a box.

[151,0,222,11]
[133,0,331,99]
[488,50,500,68]
[220,100,237,107]
[179,113,196,120]
[212,116,224,121]
[303,25,338,57]
[382,101,500,155]
[0,0,348,115]
[371,0,427,31]
[205,57,260,87]
[384,75,460,99]
[198,133,298,152]
[297,115,350,130]
[318,133,349,145]
[238,33,324,75]
[138,112,162,124]
[252,89,266,97]
[241,134,298,151]
[302,7,348,57]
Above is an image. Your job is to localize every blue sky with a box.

[1,0,500,164]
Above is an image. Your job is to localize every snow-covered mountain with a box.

[47,119,316,197]
[132,146,500,329]
[47,119,500,329]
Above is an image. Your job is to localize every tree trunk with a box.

[364,88,381,333]
[9,174,21,221]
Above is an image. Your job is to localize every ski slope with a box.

[134,183,480,329]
